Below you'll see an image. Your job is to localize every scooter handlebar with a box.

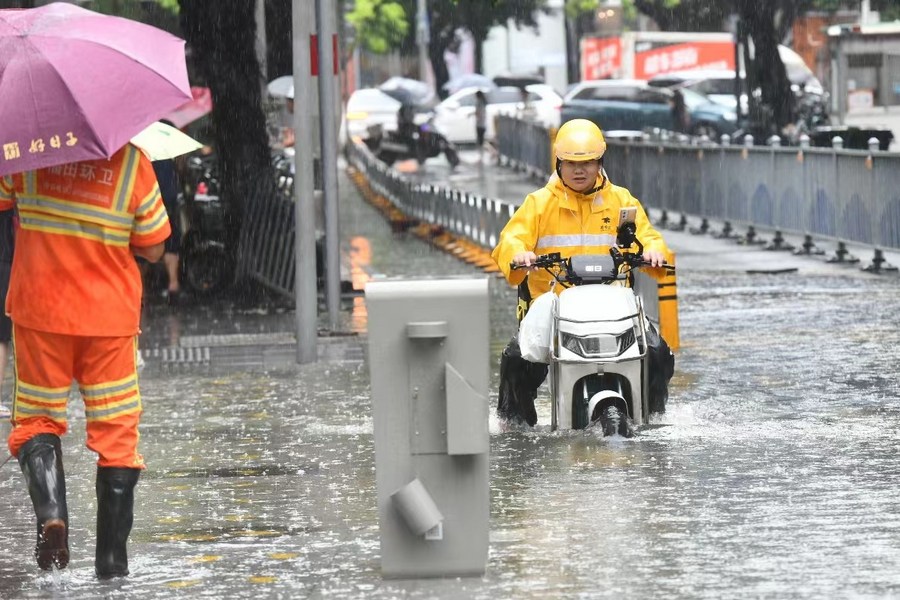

[510,252,563,271]
[511,252,674,272]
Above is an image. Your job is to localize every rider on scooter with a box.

[491,118,674,427]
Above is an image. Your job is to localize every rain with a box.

[1,0,900,598]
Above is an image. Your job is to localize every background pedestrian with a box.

[0,209,14,420]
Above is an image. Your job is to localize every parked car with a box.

[340,88,401,145]
[433,84,562,144]
[561,79,738,138]
[648,49,826,116]
[647,69,744,111]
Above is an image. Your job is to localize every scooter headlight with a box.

[560,331,634,358]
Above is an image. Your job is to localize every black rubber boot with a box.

[95,467,140,579]
[17,433,69,571]
[497,336,548,427]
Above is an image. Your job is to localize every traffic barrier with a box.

[495,114,900,253]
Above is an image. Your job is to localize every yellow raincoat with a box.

[491,171,668,303]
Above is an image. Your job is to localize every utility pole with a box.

[316,0,341,331]
[416,0,430,82]
[292,0,319,364]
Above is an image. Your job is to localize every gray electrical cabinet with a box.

[366,277,490,578]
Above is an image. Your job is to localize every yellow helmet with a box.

[554,119,607,162]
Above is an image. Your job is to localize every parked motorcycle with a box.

[179,153,233,296]
[366,112,460,168]
[513,221,675,437]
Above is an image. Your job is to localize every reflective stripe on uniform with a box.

[535,233,617,250]
[81,375,141,422]
[18,214,131,246]
[14,381,70,423]
[17,195,133,228]
[84,397,142,422]
[114,146,140,212]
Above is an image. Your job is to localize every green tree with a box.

[346,0,409,54]
[623,0,819,133]
[630,0,730,31]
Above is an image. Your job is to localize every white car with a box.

[648,47,825,116]
[340,88,401,145]
[433,84,562,144]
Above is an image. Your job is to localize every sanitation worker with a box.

[0,142,170,577]
[491,118,674,427]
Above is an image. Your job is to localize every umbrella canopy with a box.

[163,86,213,129]
[267,75,294,99]
[0,2,191,177]
[378,77,436,108]
[130,121,202,161]
[443,73,496,95]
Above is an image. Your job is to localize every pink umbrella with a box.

[0,2,191,177]
[163,86,214,130]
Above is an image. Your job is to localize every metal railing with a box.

[495,114,900,251]
[237,154,298,298]
[346,141,516,251]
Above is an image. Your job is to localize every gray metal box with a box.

[366,277,490,578]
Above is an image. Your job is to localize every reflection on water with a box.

[348,235,372,333]
[3,169,900,598]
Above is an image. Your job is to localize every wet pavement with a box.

[2,150,900,598]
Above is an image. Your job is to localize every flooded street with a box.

[2,164,900,599]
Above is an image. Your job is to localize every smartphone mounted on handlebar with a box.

[616,207,640,253]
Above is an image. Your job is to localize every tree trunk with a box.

[736,0,795,134]
[428,35,451,99]
[265,0,293,80]
[179,0,275,259]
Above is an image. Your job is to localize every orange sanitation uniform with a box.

[0,144,170,468]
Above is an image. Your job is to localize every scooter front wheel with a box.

[594,404,634,438]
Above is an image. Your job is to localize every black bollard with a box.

[657,210,669,228]
[862,249,899,273]
[738,225,766,246]
[689,218,709,236]
[668,213,688,232]
[712,221,738,240]
[827,241,859,264]
[793,234,825,256]
[765,230,795,252]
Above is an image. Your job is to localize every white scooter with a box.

[514,214,674,437]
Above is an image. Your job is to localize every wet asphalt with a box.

[1,149,899,599]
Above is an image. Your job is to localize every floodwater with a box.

[1,162,900,599]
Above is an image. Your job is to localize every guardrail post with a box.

[831,136,844,149]
[799,134,810,148]
[765,230,795,251]
[827,240,860,264]
[868,137,881,152]
[738,225,766,246]
[862,248,899,273]
[793,233,825,256]
[689,217,710,235]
